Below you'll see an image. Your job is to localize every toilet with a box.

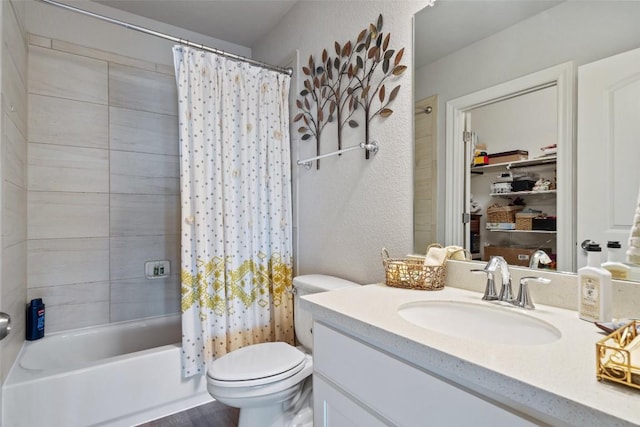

[206,274,359,427]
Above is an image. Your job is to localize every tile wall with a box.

[2,0,28,381]
[27,35,181,332]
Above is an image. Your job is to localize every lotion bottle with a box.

[601,241,630,280]
[579,243,612,323]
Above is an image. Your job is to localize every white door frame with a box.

[444,62,575,272]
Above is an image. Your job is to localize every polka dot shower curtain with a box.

[173,46,294,378]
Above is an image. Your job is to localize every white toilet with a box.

[206,274,359,427]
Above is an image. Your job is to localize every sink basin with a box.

[397,300,561,345]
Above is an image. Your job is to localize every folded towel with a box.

[447,245,467,261]
[423,245,467,266]
[424,246,448,267]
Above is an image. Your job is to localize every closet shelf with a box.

[487,229,557,234]
[471,155,557,172]
[490,190,557,197]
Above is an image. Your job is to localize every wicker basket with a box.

[486,204,524,223]
[515,213,537,231]
[381,247,446,290]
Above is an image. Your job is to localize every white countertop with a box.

[302,283,640,426]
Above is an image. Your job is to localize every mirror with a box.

[413,0,640,281]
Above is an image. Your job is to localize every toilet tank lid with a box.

[293,274,360,293]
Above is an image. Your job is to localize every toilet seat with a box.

[208,342,306,387]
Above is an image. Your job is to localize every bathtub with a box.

[3,314,212,427]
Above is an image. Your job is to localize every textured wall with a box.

[254,1,431,285]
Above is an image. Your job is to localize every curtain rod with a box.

[37,0,293,76]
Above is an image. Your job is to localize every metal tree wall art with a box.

[324,41,360,154]
[351,14,406,159]
[295,13,406,168]
[294,54,333,169]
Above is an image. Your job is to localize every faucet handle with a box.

[470,269,499,301]
[514,276,551,309]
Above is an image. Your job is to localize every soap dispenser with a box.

[578,243,612,323]
[601,241,631,280]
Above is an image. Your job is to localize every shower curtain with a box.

[173,46,294,378]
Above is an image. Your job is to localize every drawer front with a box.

[314,322,535,426]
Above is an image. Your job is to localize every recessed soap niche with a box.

[145,260,170,279]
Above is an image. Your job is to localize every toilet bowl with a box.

[206,275,359,427]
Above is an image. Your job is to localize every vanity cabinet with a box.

[313,322,536,426]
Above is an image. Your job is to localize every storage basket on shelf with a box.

[515,212,538,230]
[486,204,524,223]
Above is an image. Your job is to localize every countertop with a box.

[302,283,640,426]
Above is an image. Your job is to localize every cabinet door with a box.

[313,375,388,427]
[577,47,640,269]
[314,322,537,426]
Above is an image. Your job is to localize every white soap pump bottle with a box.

[578,242,612,323]
[601,241,630,280]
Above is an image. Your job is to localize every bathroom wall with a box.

[26,0,250,68]
[22,0,251,333]
[26,35,181,332]
[1,0,28,386]
[23,0,428,308]
[253,1,430,285]
[255,1,640,286]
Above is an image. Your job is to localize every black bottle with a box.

[26,298,45,341]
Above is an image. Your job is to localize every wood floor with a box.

[137,400,239,427]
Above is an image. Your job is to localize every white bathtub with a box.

[3,314,212,427]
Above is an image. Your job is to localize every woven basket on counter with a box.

[486,204,524,223]
[381,247,446,291]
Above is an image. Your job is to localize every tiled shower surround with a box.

[27,35,181,332]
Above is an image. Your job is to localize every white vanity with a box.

[302,275,640,426]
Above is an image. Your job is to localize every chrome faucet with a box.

[514,276,551,309]
[471,267,499,301]
[529,249,552,269]
[471,256,514,303]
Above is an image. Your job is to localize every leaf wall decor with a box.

[294,13,406,168]
[293,54,333,169]
[323,40,359,154]
[350,13,406,159]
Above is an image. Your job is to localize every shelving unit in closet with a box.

[471,154,558,268]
